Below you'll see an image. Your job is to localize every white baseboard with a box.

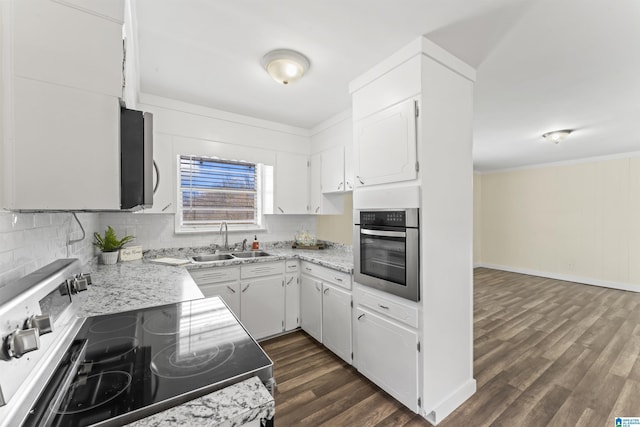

[476,263,640,293]
[423,379,477,425]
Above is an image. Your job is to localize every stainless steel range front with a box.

[0,259,274,427]
[354,208,420,301]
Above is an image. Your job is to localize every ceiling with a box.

[135,0,640,171]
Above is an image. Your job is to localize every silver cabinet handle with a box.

[346,181,353,189]
[323,288,329,295]
[278,206,285,213]
[286,276,294,285]
[315,206,320,213]
[334,277,343,282]
[357,313,365,321]
[338,182,343,190]
[356,175,364,185]
[315,283,321,292]
[161,203,172,211]
[226,286,236,293]
[242,284,250,293]
[378,304,389,310]
[305,267,312,272]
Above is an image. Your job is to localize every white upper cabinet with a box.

[2,0,125,210]
[353,98,418,188]
[321,146,345,193]
[309,153,343,215]
[344,144,354,191]
[13,0,123,97]
[274,152,309,214]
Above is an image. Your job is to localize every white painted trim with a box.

[477,263,640,293]
[52,0,124,24]
[474,150,640,175]
[138,93,311,137]
[423,379,477,425]
[349,36,475,94]
[309,109,351,136]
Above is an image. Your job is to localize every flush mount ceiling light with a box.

[261,49,310,85]
[542,129,573,144]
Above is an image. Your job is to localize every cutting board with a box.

[149,257,191,266]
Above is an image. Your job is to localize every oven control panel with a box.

[359,210,407,227]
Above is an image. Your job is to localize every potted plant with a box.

[93,226,134,265]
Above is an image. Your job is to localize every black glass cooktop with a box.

[24,297,273,427]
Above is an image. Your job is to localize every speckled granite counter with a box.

[125,376,274,427]
[147,243,354,274]
[75,259,204,317]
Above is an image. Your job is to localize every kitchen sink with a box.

[190,253,235,262]
[231,251,271,258]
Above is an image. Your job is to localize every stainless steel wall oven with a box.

[354,208,419,301]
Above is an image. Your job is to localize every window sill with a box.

[174,226,267,235]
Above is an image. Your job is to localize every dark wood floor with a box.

[261,268,640,426]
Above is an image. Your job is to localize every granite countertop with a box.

[147,242,354,274]
[75,259,204,317]
[125,376,274,427]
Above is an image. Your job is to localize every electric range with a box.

[0,259,274,427]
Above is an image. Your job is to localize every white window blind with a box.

[178,155,262,229]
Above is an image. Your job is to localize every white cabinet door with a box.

[8,79,120,210]
[321,146,345,194]
[344,144,355,191]
[309,154,322,214]
[285,273,300,331]
[300,274,322,342]
[322,283,352,364]
[353,98,417,187]
[199,281,241,318]
[353,307,419,411]
[143,133,175,213]
[13,0,123,97]
[240,276,285,340]
[275,152,309,214]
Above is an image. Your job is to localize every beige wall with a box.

[316,193,353,245]
[476,156,640,289]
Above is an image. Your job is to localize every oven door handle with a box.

[360,229,406,238]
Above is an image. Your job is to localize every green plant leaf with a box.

[93,226,134,252]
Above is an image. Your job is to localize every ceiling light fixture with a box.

[542,129,573,144]
[261,49,310,85]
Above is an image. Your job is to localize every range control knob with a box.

[74,276,88,292]
[79,273,92,286]
[26,314,52,335]
[5,328,40,358]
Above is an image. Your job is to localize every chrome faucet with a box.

[219,221,229,251]
[242,238,248,251]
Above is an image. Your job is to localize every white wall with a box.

[473,173,482,265]
[0,212,98,288]
[477,155,640,291]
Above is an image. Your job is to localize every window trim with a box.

[174,154,270,234]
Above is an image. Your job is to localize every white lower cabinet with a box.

[300,261,353,364]
[240,275,285,340]
[300,274,323,342]
[199,281,241,317]
[353,290,420,412]
[322,284,352,363]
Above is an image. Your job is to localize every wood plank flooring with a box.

[261,268,640,426]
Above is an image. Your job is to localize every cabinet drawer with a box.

[189,267,240,285]
[301,261,351,290]
[285,260,299,272]
[241,261,285,279]
[357,289,418,329]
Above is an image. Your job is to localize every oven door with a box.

[354,226,419,301]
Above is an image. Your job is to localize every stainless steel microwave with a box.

[120,106,153,210]
[354,208,419,301]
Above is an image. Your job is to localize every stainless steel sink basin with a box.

[231,251,271,258]
[190,253,235,262]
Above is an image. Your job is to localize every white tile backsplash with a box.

[98,213,317,251]
[0,212,99,288]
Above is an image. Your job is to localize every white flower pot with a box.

[100,251,119,265]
